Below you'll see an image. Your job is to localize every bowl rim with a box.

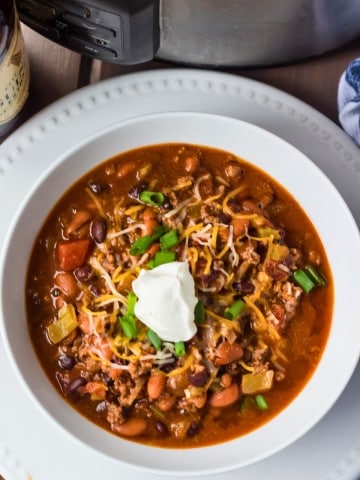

[1,111,360,476]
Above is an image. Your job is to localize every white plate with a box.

[0,69,359,480]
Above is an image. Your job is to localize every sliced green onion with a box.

[305,265,327,286]
[174,341,186,357]
[224,299,245,320]
[160,229,179,251]
[238,395,256,412]
[255,394,268,411]
[147,329,162,350]
[293,269,315,293]
[130,225,167,256]
[194,300,205,324]
[127,291,137,316]
[119,315,137,339]
[147,251,176,269]
[139,190,164,207]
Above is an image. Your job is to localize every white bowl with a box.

[1,112,360,476]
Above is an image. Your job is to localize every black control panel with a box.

[16,0,160,64]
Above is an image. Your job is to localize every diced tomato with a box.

[57,238,91,271]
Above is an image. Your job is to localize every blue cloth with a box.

[338,58,360,146]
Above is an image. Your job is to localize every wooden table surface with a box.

[22,24,360,130]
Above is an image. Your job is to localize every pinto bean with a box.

[66,210,92,235]
[225,160,243,179]
[187,393,207,409]
[215,341,243,366]
[231,217,249,238]
[142,207,158,236]
[142,207,157,221]
[117,161,137,178]
[156,394,177,412]
[184,155,199,173]
[209,383,240,407]
[55,272,78,298]
[112,417,147,436]
[147,372,166,400]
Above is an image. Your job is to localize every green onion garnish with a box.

[118,292,138,339]
[127,291,137,316]
[147,329,162,350]
[147,251,176,269]
[119,315,137,339]
[255,394,268,411]
[160,229,179,251]
[194,300,205,324]
[305,265,326,286]
[224,299,245,320]
[174,341,186,357]
[130,225,167,256]
[139,190,164,207]
[293,269,315,293]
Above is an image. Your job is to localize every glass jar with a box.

[0,0,30,142]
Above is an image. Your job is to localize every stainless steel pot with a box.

[157,0,360,67]
[17,0,360,67]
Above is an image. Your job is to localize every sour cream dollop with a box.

[132,261,198,342]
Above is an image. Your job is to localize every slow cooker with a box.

[16,0,360,67]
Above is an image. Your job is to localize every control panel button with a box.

[67,34,120,60]
[63,12,115,38]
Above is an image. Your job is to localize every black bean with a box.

[67,377,86,395]
[89,284,100,297]
[88,182,105,194]
[58,354,75,370]
[90,218,107,243]
[218,212,231,225]
[161,195,172,210]
[128,182,148,200]
[155,421,169,435]
[187,422,200,437]
[232,281,255,295]
[96,401,107,413]
[74,265,93,282]
[188,367,208,387]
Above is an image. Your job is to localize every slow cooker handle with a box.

[16,0,160,64]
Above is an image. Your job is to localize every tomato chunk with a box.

[57,238,91,271]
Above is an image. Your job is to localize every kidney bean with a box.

[55,272,78,298]
[215,341,243,366]
[74,265,93,282]
[58,354,75,370]
[67,377,86,396]
[112,418,147,436]
[209,383,240,408]
[90,218,107,243]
